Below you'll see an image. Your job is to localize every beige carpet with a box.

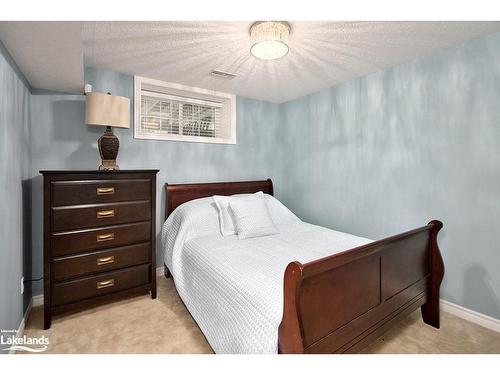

[22,276,500,354]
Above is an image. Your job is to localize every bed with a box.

[161,179,444,354]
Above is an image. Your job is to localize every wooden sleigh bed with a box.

[163,179,444,354]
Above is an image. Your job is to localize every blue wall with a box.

[277,32,500,319]
[28,68,282,295]
[8,32,500,322]
[0,42,31,342]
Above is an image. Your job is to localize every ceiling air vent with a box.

[210,70,237,79]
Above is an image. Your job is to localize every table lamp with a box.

[85,92,130,170]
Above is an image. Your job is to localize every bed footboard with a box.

[278,220,444,354]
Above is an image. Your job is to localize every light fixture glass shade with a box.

[250,21,290,60]
[85,92,130,129]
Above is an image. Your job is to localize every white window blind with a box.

[134,77,236,144]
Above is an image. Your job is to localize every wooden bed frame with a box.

[164,179,444,354]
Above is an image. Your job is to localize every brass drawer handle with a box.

[96,255,115,266]
[96,209,115,218]
[96,187,115,195]
[96,233,114,242]
[96,279,115,289]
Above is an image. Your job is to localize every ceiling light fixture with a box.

[250,21,290,60]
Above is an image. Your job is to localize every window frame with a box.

[134,76,236,144]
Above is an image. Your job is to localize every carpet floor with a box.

[22,276,500,354]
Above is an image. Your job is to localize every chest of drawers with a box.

[41,170,158,329]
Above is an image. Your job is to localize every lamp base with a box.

[98,160,119,171]
[98,126,120,171]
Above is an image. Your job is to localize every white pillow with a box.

[229,196,279,239]
[263,194,300,225]
[213,192,263,236]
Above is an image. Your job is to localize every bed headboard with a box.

[164,179,273,218]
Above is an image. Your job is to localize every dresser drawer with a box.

[51,264,150,306]
[51,179,151,206]
[51,200,151,231]
[52,242,150,282]
[51,222,150,257]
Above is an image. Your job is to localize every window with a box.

[134,76,236,144]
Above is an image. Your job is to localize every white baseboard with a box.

[440,299,500,333]
[32,294,43,307]
[156,266,164,277]
[29,273,499,335]
[9,299,33,354]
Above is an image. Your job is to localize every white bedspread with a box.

[162,196,372,354]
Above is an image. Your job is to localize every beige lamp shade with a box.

[85,92,130,128]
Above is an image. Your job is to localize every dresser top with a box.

[40,169,159,174]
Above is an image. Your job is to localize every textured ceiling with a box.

[0,22,84,92]
[83,21,500,102]
[1,22,499,101]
